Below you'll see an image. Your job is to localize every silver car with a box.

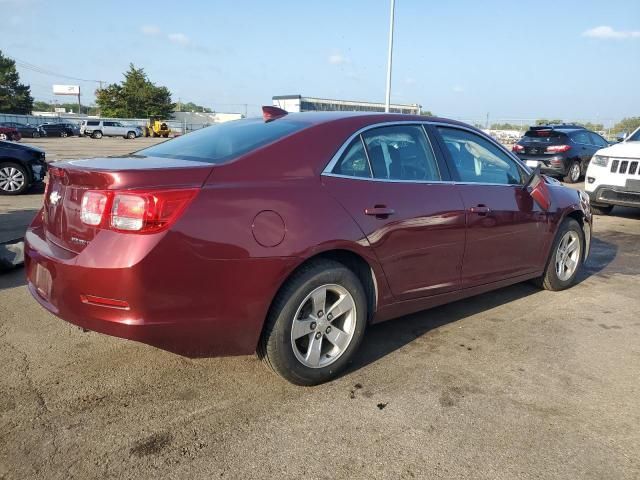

[81,120,142,139]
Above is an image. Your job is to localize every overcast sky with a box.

[1,0,639,125]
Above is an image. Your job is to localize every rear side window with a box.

[570,130,591,144]
[87,121,100,126]
[138,118,308,164]
[334,138,371,178]
[438,127,524,185]
[362,125,440,181]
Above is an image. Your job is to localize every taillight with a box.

[546,145,571,153]
[512,144,524,153]
[81,191,108,226]
[80,188,198,233]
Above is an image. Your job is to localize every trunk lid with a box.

[44,156,213,253]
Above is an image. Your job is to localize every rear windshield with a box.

[137,118,308,163]
[522,129,567,143]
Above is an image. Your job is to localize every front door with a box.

[323,124,466,300]
[433,125,549,287]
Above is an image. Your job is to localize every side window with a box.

[333,138,371,178]
[589,132,607,147]
[361,125,440,181]
[571,130,590,144]
[103,121,114,127]
[438,127,525,185]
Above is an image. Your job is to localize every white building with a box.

[273,94,421,115]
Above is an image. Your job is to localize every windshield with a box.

[137,118,309,163]
[627,128,640,142]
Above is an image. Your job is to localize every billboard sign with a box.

[53,84,80,96]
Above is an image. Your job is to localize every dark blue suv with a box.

[512,125,609,183]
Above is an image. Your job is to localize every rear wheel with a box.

[535,218,584,291]
[60,131,68,138]
[563,160,581,183]
[127,131,136,139]
[591,204,613,215]
[92,131,103,139]
[0,162,29,195]
[258,259,367,385]
[0,133,7,141]
[32,131,40,138]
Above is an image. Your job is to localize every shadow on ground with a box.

[348,231,621,376]
[0,208,39,244]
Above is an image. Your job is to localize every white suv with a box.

[585,126,640,214]
[81,120,142,139]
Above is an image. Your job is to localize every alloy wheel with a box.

[570,162,580,182]
[0,166,26,193]
[290,284,357,369]
[555,231,581,281]
[0,133,7,141]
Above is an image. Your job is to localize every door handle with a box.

[364,206,395,218]
[469,205,491,215]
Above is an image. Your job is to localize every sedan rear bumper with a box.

[24,219,297,357]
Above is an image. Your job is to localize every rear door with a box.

[323,124,466,300]
[433,125,550,287]
[570,130,596,166]
[103,121,116,136]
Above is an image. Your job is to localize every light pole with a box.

[384,0,395,113]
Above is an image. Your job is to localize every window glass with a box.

[138,118,308,164]
[87,121,99,126]
[104,121,115,127]
[361,125,440,181]
[438,127,524,185]
[571,130,591,144]
[333,138,371,178]
[589,132,608,147]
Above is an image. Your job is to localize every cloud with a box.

[328,53,350,65]
[452,85,464,93]
[168,33,191,46]
[141,25,161,36]
[582,26,640,39]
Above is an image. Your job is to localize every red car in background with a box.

[25,108,592,385]
[0,125,21,142]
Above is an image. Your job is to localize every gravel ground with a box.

[0,137,639,479]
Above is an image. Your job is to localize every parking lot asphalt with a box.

[1,138,639,479]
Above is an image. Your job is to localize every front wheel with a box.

[92,131,103,139]
[0,162,29,195]
[258,259,367,385]
[535,218,584,291]
[32,131,40,138]
[127,131,136,139]
[563,160,581,183]
[60,131,68,138]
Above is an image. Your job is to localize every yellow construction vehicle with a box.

[144,117,171,138]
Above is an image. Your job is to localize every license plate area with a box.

[625,179,640,192]
[526,160,539,168]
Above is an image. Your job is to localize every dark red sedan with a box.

[25,108,592,385]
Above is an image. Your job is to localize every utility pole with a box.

[384,0,395,113]
[485,112,490,129]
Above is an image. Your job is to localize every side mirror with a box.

[616,133,627,143]
[523,165,551,211]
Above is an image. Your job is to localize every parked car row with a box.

[0,120,143,141]
[80,120,143,139]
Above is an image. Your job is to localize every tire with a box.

[258,259,368,385]
[60,131,68,138]
[591,204,613,215]
[563,160,581,183]
[535,218,584,291]
[0,162,29,195]
[0,133,7,141]
[32,131,40,138]
[92,131,103,139]
[127,131,136,139]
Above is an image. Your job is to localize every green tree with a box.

[95,64,174,118]
[419,109,434,116]
[490,122,523,131]
[535,119,563,126]
[0,50,34,114]
[177,101,212,113]
[611,117,640,135]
